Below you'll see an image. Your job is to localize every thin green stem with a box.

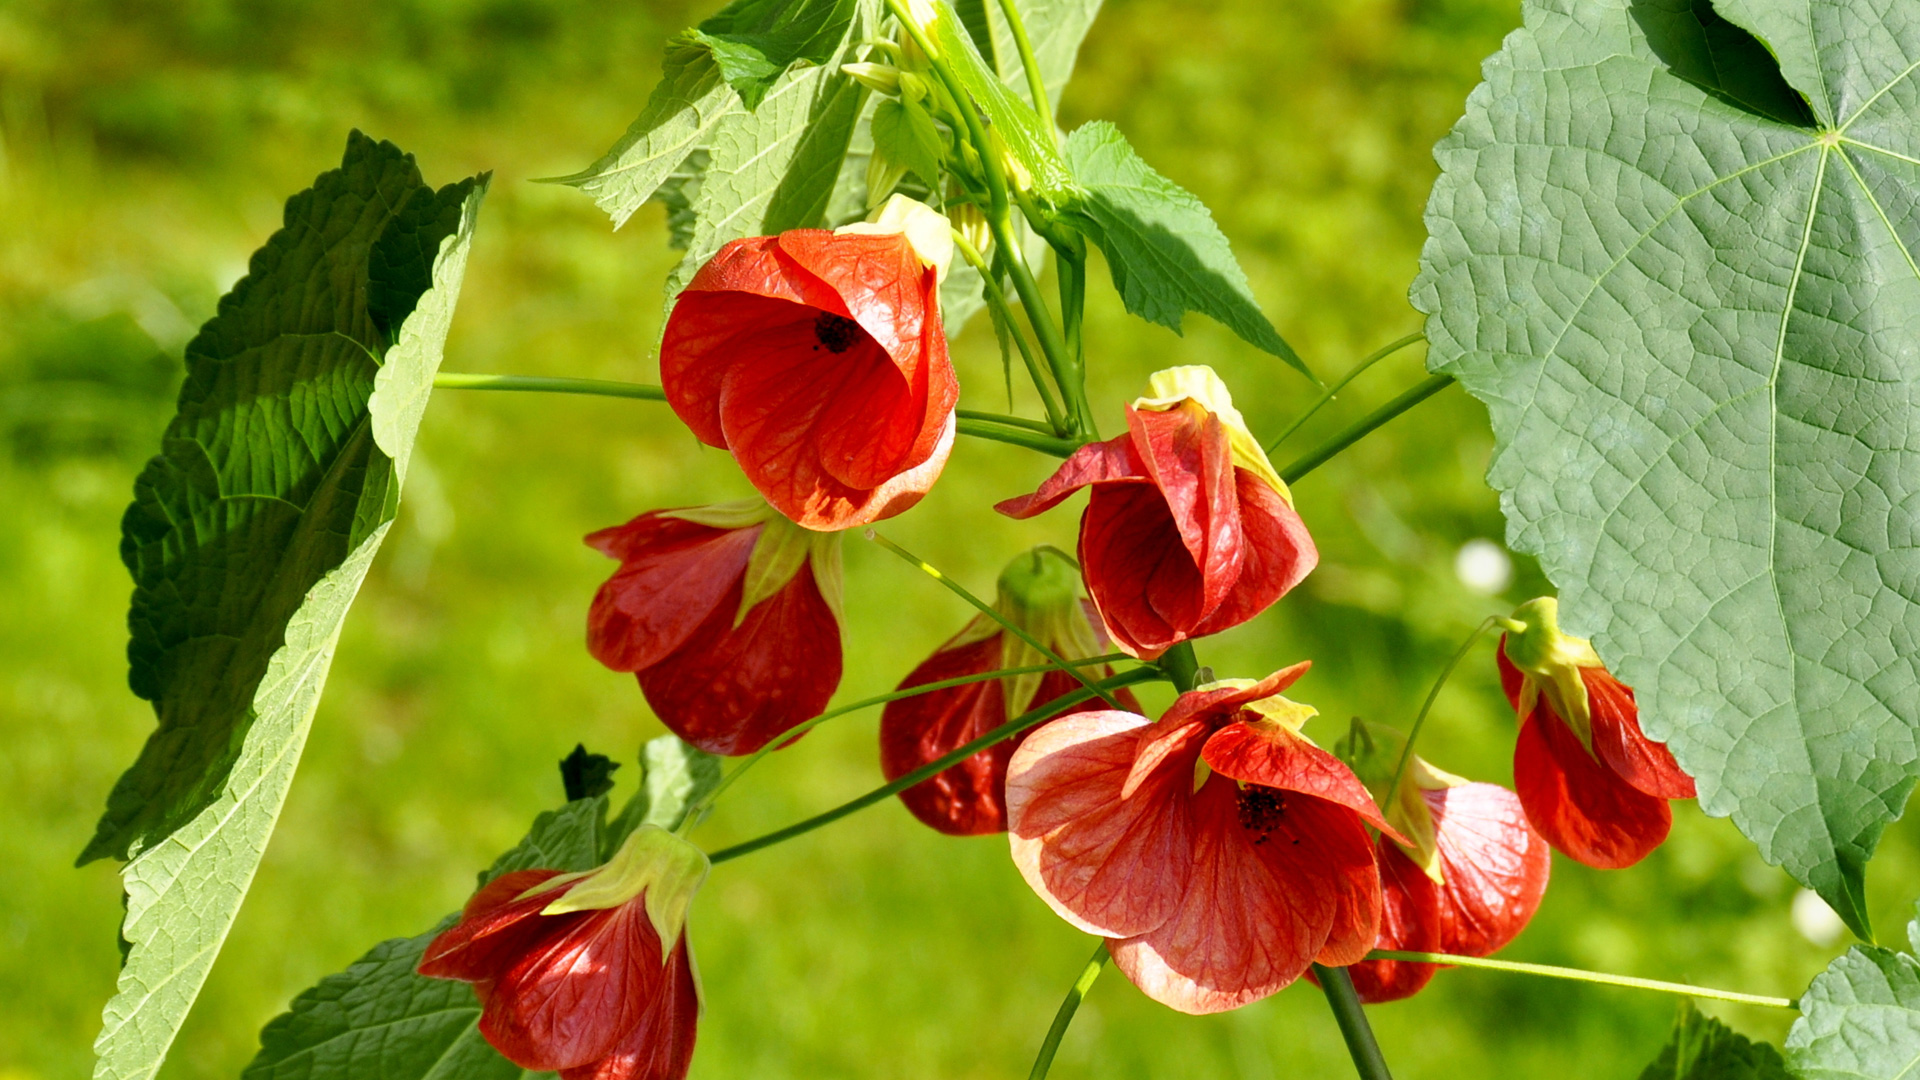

[1279,373,1455,484]
[1385,617,1497,806]
[433,372,667,401]
[1028,943,1109,1080]
[993,0,1055,139]
[1363,951,1797,1010]
[991,215,1085,433]
[1265,332,1425,452]
[1314,965,1394,1080]
[957,408,1055,434]
[708,666,1162,863]
[954,415,1081,456]
[868,533,1124,708]
[687,654,1124,824]
[952,227,1067,432]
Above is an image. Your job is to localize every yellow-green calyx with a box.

[1132,365,1293,504]
[1194,678,1320,737]
[665,500,845,627]
[521,825,710,956]
[1334,717,1465,883]
[956,547,1103,719]
[1498,597,1603,747]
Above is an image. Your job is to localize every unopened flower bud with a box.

[842,61,901,96]
[950,202,991,256]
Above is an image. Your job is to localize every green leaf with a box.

[1785,904,1920,1079]
[949,0,1102,110]
[1414,0,1920,938]
[241,796,608,1080]
[1059,120,1309,377]
[559,744,620,802]
[1630,0,1816,126]
[921,0,1073,197]
[86,132,486,1080]
[1639,1002,1790,1080]
[605,734,723,855]
[688,0,863,110]
[871,98,944,189]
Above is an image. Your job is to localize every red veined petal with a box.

[880,637,1019,836]
[1078,483,1204,658]
[993,434,1147,519]
[418,870,569,984]
[1124,403,1243,619]
[557,933,700,1080]
[1156,662,1314,730]
[481,901,668,1072]
[1583,667,1696,800]
[776,230,937,378]
[834,410,955,528]
[1201,721,1406,844]
[1343,840,1443,1004]
[1428,782,1551,957]
[637,562,842,756]
[1309,801,1387,968]
[585,516,758,674]
[1514,710,1671,868]
[1188,469,1317,638]
[1005,709,1195,938]
[1108,775,1376,1014]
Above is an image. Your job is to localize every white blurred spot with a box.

[1454,538,1513,595]
[1792,888,1846,947]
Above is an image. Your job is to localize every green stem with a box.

[991,215,1086,434]
[1265,332,1425,452]
[993,0,1055,139]
[1384,617,1496,807]
[957,408,1055,434]
[1158,641,1201,693]
[686,654,1125,825]
[432,372,667,401]
[955,415,1081,456]
[1314,965,1394,1080]
[952,228,1068,432]
[868,532,1125,708]
[1028,943,1109,1080]
[1363,951,1797,1010]
[1279,373,1454,484]
[708,666,1162,863]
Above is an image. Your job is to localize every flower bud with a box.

[841,61,901,96]
[949,201,991,256]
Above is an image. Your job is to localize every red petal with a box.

[993,435,1145,519]
[637,563,842,756]
[1343,841,1443,1003]
[1078,482,1205,658]
[418,870,569,984]
[1429,782,1551,957]
[482,902,668,1072]
[1583,667,1696,800]
[1125,403,1243,618]
[1005,709,1194,938]
[1496,639,1525,710]
[1514,710,1671,868]
[1156,663,1314,730]
[880,637,1019,836]
[585,515,758,674]
[1189,470,1317,637]
[1108,775,1377,1013]
[558,933,700,1080]
[1201,722,1405,844]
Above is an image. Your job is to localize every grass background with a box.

[3,0,1917,1076]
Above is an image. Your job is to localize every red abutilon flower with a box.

[418,825,708,1080]
[587,500,842,756]
[1497,597,1697,869]
[1004,664,1397,1013]
[1330,718,1550,1003]
[879,546,1141,836]
[660,195,959,531]
[995,366,1317,660]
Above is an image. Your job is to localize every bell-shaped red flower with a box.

[1331,718,1550,1002]
[660,196,959,531]
[879,547,1141,836]
[995,366,1316,660]
[1497,598,1696,868]
[587,500,842,756]
[418,825,708,1080]
[1005,663,1397,1013]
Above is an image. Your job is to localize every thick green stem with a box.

[991,214,1087,433]
[1314,966,1395,1080]
[1385,617,1496,806]
[1279,373,1455,484]
[1265,332,1425,452]
[1028,943,1109,1080]
[993,0,1055,138]
[1158,641,1200,693]
[952,228,1068,432]
[432,372,667,401]
[707,666,1162,863]
[1364,951,1797,1010]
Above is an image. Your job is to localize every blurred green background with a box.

[4,0,1916,1077]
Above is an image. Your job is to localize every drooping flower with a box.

[1004,664,1396,1013]
[1497,597,1696,868]
[586,500,842,757]
[1330,718,1550,1003]
[660,195,958,531]
[879,547,1141,836]
[995,366,1316,660]
[418,825,708,1080]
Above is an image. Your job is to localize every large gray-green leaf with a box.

[241,797,607,1080]
[1640,1002,1790,1080]
[88,133,487,1080]
[1786,904,1920,1078]
[1061,120,1309,376]
[1414,0,1920,938]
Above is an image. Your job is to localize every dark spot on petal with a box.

[814,312,860,353]
[1237,786,1288,841]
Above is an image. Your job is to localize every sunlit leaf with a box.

[1638,1002,1788,1080]
[1786,903,1920,1079]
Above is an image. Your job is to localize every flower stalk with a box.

[1280,373,1455,484]
[1364,951,1796,1009]
[1027,943,1109,1080]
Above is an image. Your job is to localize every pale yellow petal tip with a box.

[836,194,954,284]
[540,825,710,951]
[1133,365,1291,503]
